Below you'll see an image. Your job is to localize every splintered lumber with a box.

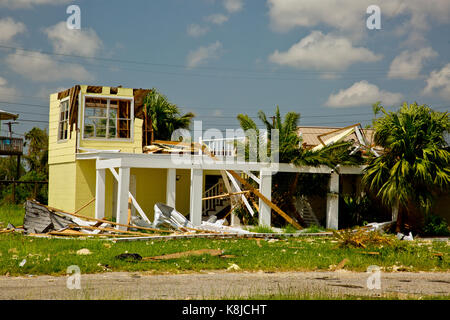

[142,249,224,261]
[127,197,132,228]
[39,202,175,233]
[46,231,142,238]
[227,170,302,230]
[68,225,157,237]
[200,146,302,230]
[202,190,249,201]
[75,198,96,214]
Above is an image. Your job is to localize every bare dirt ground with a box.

[0,271,449,299]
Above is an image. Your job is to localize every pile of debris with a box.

[333,227,395,248]
[2,200,252,240]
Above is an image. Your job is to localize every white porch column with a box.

[116,167,130,230]
[95,168,106,220]
[190,168,203,226]
[166,168,176,208]
[326,172,339,230]
[259,170,272,227]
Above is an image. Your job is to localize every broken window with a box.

[58,99,70,141]
[84,97,132,139]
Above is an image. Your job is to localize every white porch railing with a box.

[199,137,245,157]
[202,180,225,215]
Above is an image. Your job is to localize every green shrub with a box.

[423,214,450,236]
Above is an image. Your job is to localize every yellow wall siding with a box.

[48,162,76,213]
[74,160,96,217]
[174,169,191,215]
[48,85,145,211]
[48,93,77,165]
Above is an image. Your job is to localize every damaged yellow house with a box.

[49,85,196,223]
[48,84,378,231]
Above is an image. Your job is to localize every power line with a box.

[2,44,448,83]
[2,43,445,76]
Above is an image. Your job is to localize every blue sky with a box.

[0,0,449,137]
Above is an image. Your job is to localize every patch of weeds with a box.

[302,225,326,233]
[248,225,275,234]
[333,228,395,249]
[283,224,298,234]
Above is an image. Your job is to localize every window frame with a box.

[82,94,134,142]
[57,97,70,142]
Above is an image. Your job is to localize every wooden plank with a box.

[127,197,132,228]
[70,225,155,237]
[227,170,303,230]
[200,145,302,230]
[202,190,249,201]
[40,202,174,233]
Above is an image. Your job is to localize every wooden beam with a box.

[41,203,174,233]
[202,190,250,201]
[200,145,302,230]
[227,170,302,230]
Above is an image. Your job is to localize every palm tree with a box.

[362,102,450,232]
[143,89,195,142]
[237,106,363,226]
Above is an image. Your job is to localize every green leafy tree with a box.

[143,89,195,141]
[362,102,450,232]
[237,106,363,227]
[24,127,48,176]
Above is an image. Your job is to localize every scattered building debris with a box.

[333,228,395,248]
[76,248,92,255]
[364,221,395,233]
[142,249,224,261]
[397,232,414,241]
[115,253,143,261]
[227,263,241,271]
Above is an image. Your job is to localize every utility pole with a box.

[6,121,20,203]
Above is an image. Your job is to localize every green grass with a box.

[0,204,25,228]
[0,232,448,276]
[1,205,449,277]
[247,225,275,233]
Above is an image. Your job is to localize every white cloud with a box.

[268,31,381,71]
[186,41,223,68]
[0,17,26,43]
[6,51,93,82]
[388,47,438,80]
[267,0,450,40]
[44,21,102,57]
[0,0,72,9]
[326,80,403,108]
[224,0,243,13]
[0,76,18,100]
[186,24,210,37]
[205,14,229,25]
[423,64,450,101]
